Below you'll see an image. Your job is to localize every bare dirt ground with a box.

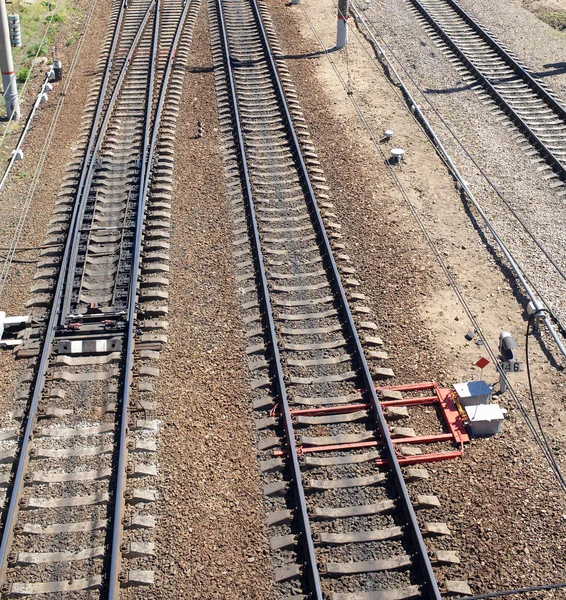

[514,0,566,16]
[267,0,566,594]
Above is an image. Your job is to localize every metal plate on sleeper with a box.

[57,337,122,355]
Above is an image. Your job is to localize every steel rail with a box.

[60,0,156,324]
[408,0,566,182]
[0,0,100,299]
[107,0,160,593]
[297,0,566,494]
[108,0,193,593]
[215,0,323,595]
[350,2,566,288]
[250,4,441,597]
[440,0,566,122]
[0,0,138,586]
[219,0,441,596]
[350,2,566,360]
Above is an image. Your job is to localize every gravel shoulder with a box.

[352,0,566,434]
[268,0,566,593]
[142,5,274,598]
[361,0,566,328]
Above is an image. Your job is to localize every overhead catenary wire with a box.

[297,2,566,492]
[460,581,566,600]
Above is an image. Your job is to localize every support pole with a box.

[0,0,19,120]
[336,0,349,49]
[498,370,507,394]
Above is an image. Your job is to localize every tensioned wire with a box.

[296,1,566,492]
[0,12,56,153]
[340,1,566,325]
[0,0,99,297]
[349,2,566,289]
[340,0,566,351]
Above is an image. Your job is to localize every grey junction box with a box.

[453,380,492,407]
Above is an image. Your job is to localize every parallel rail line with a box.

[407,0,566,193]
[0,0,195,594]
[214,0,445,597]
[349,2,566,360]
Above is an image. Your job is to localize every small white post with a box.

[336,0,349,49]
[0,0,19,120]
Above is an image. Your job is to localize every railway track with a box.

[211,0,464,597]
[406,0,566,195]
[0,0,199,595]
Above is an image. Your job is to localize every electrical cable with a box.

[0,0,100,297]
[343,1,566,351]
[0,10,55,146]
[297,2,566,492]
[349,2,566,290]
[525,307,565,488]
[461,581,566,599]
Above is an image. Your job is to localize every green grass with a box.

[13,169,32,182]
[16,67,29,83]
[65,31,77,46]
[26,38,49,58]
[0,0,77,144]
[11,0,75,72]
[537,10,566,31]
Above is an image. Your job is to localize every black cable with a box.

[299,3,566,493]
[525,307,566,489]
[346,5,566,343]
[461,581,566,600]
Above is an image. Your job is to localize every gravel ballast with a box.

[0,0,112,418]
[0,0,563,595]
[265,0,566,594]
[360,0,566,333]
[141,5,273,598]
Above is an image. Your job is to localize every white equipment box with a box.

[465,404,507,436]
[453,380,492,407]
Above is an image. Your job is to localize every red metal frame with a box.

[273,382,469,466]
[376,381,469,446]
